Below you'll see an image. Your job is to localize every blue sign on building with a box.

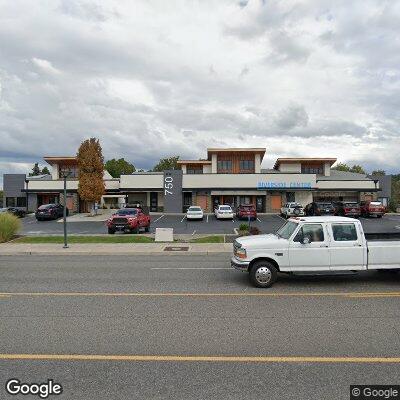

[257,181,312,190]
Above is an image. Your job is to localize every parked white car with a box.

[280,202,305,218]
[231,216,400,288]
[186,206,204,220]
[215,205,234,219]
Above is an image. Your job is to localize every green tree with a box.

[391,174,400,211]
[77,138,105,205]
[371,169,386,176]
[332,162,351,172]
[105,158,135,178]
[41,166,51,175]
[152,156,180,172]
[350,165,366,174]
[29,163,41,176]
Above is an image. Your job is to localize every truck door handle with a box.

[353,244,362,247]
[319,245,329,248]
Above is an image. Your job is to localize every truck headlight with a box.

[235,248,247,259]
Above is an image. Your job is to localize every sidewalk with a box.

[0,243,233,256]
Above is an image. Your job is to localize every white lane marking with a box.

[277,215,286,221]
[257,218,261,222]
[151,267,231,270]
[206,214,209,223]
[153,215,165,223]
[180,215,186,223]
[232,219,235,223]
[192,230,196,235]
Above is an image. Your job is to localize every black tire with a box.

[249,260,278,288]
[131,226,139,234]
[108,228,115,234]
[145,224,150,232]
[377,215,383,218]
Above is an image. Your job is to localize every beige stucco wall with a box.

[183,173,316,189]
[295,191,313,206]
[120,174,163,189]
[317,180,377,190]
[278,163,301,173]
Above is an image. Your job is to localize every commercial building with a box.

[3,148,380,213]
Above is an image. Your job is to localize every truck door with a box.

[328,222,366,270]
[288,223,330,271]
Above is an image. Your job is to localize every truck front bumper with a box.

[231,256,250,271]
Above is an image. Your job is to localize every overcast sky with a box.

[1,0,399,188]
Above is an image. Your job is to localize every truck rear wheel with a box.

[249,261,278,288]
[108,228,115,235]
[145,224,150,232]
[131,226,139,234]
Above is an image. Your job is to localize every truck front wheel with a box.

[249,261,278,288]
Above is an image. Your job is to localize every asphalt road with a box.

[1,255,400,399]
[20,213,400,235]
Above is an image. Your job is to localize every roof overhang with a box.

[274,158,337,170]
[177,160,212,165]
[44,156,77,165]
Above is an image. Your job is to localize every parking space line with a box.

[206,214,209,223]
[2,354,400,363]
[152,215,165,223]
[257,218,261,222]
[192,230,196,235]
[180,215,186,223]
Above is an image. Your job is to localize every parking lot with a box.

[20,213,400,236]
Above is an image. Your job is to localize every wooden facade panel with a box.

[216,151,256,174]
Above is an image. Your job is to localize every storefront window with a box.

[6,197,16,207]
[286,192,295,202]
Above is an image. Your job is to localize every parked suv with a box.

[236,204,257,220]
[106,207,150,234]
[35,204,66,221]
[280,202,305,219]
[333,201,361,218]
[304,202,335,216]
[360,201,385,218]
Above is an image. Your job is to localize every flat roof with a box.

[207,148,266,160]
[44,156,77,165]
[274,158,337,169]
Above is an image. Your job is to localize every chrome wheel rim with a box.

[255,267,272,284]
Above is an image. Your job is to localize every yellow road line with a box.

[1,354,400,363]
[0,292,400,298]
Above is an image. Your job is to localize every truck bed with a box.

[364,232,400,241]
[367,241,400,270]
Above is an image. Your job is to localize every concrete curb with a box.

[0,243,233,256]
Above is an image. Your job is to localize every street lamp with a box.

[59,168,72,249]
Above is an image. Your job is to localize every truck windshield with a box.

[275,221,298,239]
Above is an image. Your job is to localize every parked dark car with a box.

[35,204,67,221]
[333,201,361,218]
[360,201,385,218]
[236,204,257,220]
[0,207,26,218]
[304,202,335,216]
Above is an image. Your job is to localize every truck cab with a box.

[231,216,400,288]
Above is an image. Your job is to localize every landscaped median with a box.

[0,235,232,256]
[11,235,226,244]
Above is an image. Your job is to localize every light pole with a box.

[59,168,72,249]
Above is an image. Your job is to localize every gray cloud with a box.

[0,0,400,189]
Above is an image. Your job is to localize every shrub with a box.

[0,213,21,242]
[239,223,249,231]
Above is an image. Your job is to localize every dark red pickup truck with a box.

[360,201,386,218]
[106,207,150,234]
[236,204,257,220]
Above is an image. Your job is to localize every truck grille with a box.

[112,217,128,224]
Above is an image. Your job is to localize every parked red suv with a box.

[106,207,150,234]
[360,201,385,218]
[236,204,257,220]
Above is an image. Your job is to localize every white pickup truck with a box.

[231,216,400,288]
